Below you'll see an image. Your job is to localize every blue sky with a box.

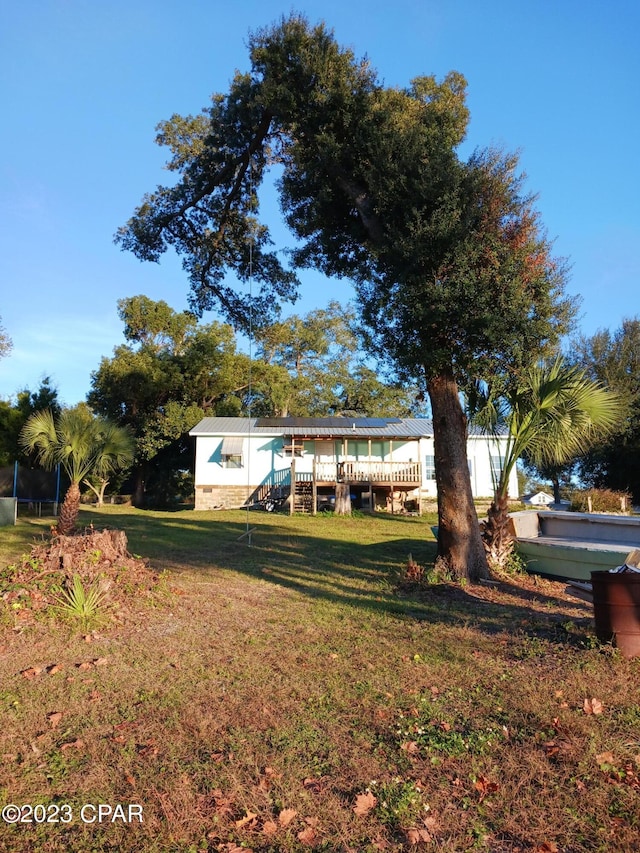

[1,0,638,406]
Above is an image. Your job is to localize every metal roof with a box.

[189,416,506,439]
[190,416,432,438]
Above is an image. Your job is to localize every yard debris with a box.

[2,527,164,621]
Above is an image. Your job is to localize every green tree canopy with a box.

[0,377,61,467]
[117,15,575,578]
[254,301,420,417]
[573,318,640,500]
[88,296,254,505]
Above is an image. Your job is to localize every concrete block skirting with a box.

[194,485,257,510]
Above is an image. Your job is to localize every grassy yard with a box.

[0,506,639,852]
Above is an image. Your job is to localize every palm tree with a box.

[474,358,623,571]
[20,407,134,535]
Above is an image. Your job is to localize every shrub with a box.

[570,488,632,514]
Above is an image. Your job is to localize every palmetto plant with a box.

[20,407,134,535]
[54,574,110,629]
[473,358,623,571]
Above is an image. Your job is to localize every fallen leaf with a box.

[76,661,93,671]
[278,807,298,827]
[583,697,603,715]
[137,740,158,757]
[303,777,324,793]
[258,776,271,793]
[544,741,559,758]
[93,657,109,666]
[212,790,234,817]
[20,666,43,679]
[60,739,84,751]
[474,775,499,799]
[407,826,432,844]
[235,810,258,829]
[262,820,278,836]
[125,773,136,787]
[264,766,281,779]
[401,740,420,754]
[46,664,62,675]
[534,843,559,853]
[297,825,318,846]
[47,712,63,729]
[596,751,615,766]
[353,790,377,816]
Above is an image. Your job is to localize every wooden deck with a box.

[314,460,421,485]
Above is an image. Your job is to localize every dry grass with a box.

[0,506,639,852]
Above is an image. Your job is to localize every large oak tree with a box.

[117,15,574,579]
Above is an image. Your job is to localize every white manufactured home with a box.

[189,417,517,513]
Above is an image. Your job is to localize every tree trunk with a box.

[427,369,489,581]
[482,494,514,571]
[83,477,109,507]
[57,481,81,536]
[334,482,352,515]
[132,466,146,507]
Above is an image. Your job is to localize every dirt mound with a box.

[2,527,162,621]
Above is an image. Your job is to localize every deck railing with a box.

[314,460,421,484]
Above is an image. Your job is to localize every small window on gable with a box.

[220,436,244,468]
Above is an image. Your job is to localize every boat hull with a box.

[516,538,630,582]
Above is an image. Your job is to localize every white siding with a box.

[194,431,518,500]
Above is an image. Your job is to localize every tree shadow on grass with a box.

[82,507,596,648]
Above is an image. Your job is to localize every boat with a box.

[510,510,640,582]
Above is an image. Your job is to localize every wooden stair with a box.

[293,478,313,513]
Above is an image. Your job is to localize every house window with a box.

[282,439,313,457]
[220,436,244,468]
[282,443,302,457]
[490,455,503,482]
[370,441,385,459]
[425,454,436,480]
